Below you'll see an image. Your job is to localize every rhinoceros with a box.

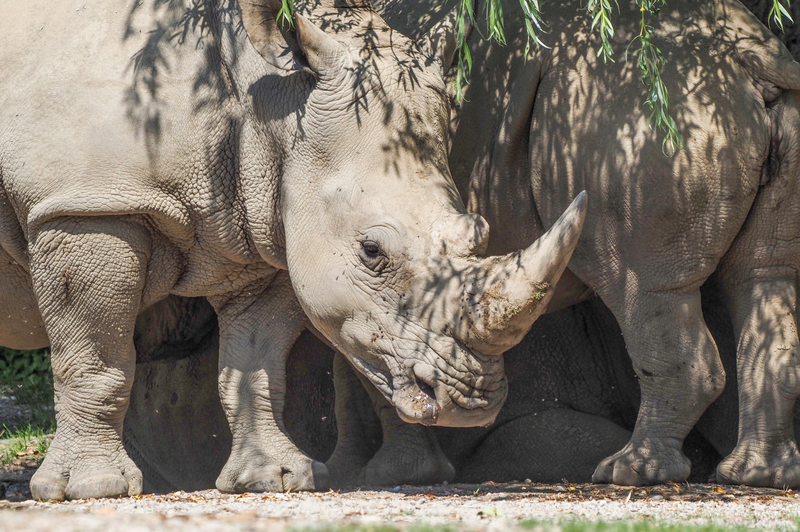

[98,0,800,492]
[340,0,800,488]
[99,0,800,491]
[0,0,587,500]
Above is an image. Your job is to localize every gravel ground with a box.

[2,481,800,531]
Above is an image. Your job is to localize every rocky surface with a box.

[1,482,800,531]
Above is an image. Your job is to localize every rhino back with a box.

[3,1,284,276]
[448,0,773,296]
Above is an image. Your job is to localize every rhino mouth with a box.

[346,340,507,428]
[392,374,440,425]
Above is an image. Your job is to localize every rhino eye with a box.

[359,240,388,272]
[362,240,381,258]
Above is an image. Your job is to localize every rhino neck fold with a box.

[212,0,318,271]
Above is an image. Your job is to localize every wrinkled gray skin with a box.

[344,0,800,488]
[108,276,748,491]
[325,277,733,487]
[0,0,587,500]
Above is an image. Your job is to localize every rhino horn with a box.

[457,192,588,356]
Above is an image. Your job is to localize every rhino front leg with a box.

[29,217,149,501]
[325,351,382,487]
[326,352,454,487]
[592,290,726,485]
[212,270,329,493]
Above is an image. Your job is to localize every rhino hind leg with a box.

[28,217,151,501]
[592,289,726,486]
[716,272,800,488]
[713,92,800,489]
[715,272,800,488]
[326,352,455,487]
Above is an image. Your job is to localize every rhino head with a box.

[240,0,587,427]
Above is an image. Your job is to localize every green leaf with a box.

[770,0,793,31]
[277,0,294,28]
[586,0,617,63]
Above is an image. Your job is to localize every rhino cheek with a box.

[286,243,360,334]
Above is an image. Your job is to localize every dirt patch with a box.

[1,482,799,531]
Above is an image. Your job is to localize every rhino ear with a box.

[294,14,350,79]
[239,1,350,78]
[417,8,463,76]
[239,0,304,70]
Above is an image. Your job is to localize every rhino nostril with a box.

[415,377,436,401]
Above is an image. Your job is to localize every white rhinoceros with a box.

[0,0,586,500]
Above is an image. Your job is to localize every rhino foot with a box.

[362,438,456,487]
[716,440,800,488]
[591,439,690,486]
[325,424,455,488]
[31,440,143,501]
[215,456,329,493]
[325,449,371,488]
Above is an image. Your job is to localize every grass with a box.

[0,348,53,407]
[0,347,56,465]
[519,520,760,532]
[0,424,51,465]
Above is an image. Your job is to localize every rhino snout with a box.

[391,360,506,428]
